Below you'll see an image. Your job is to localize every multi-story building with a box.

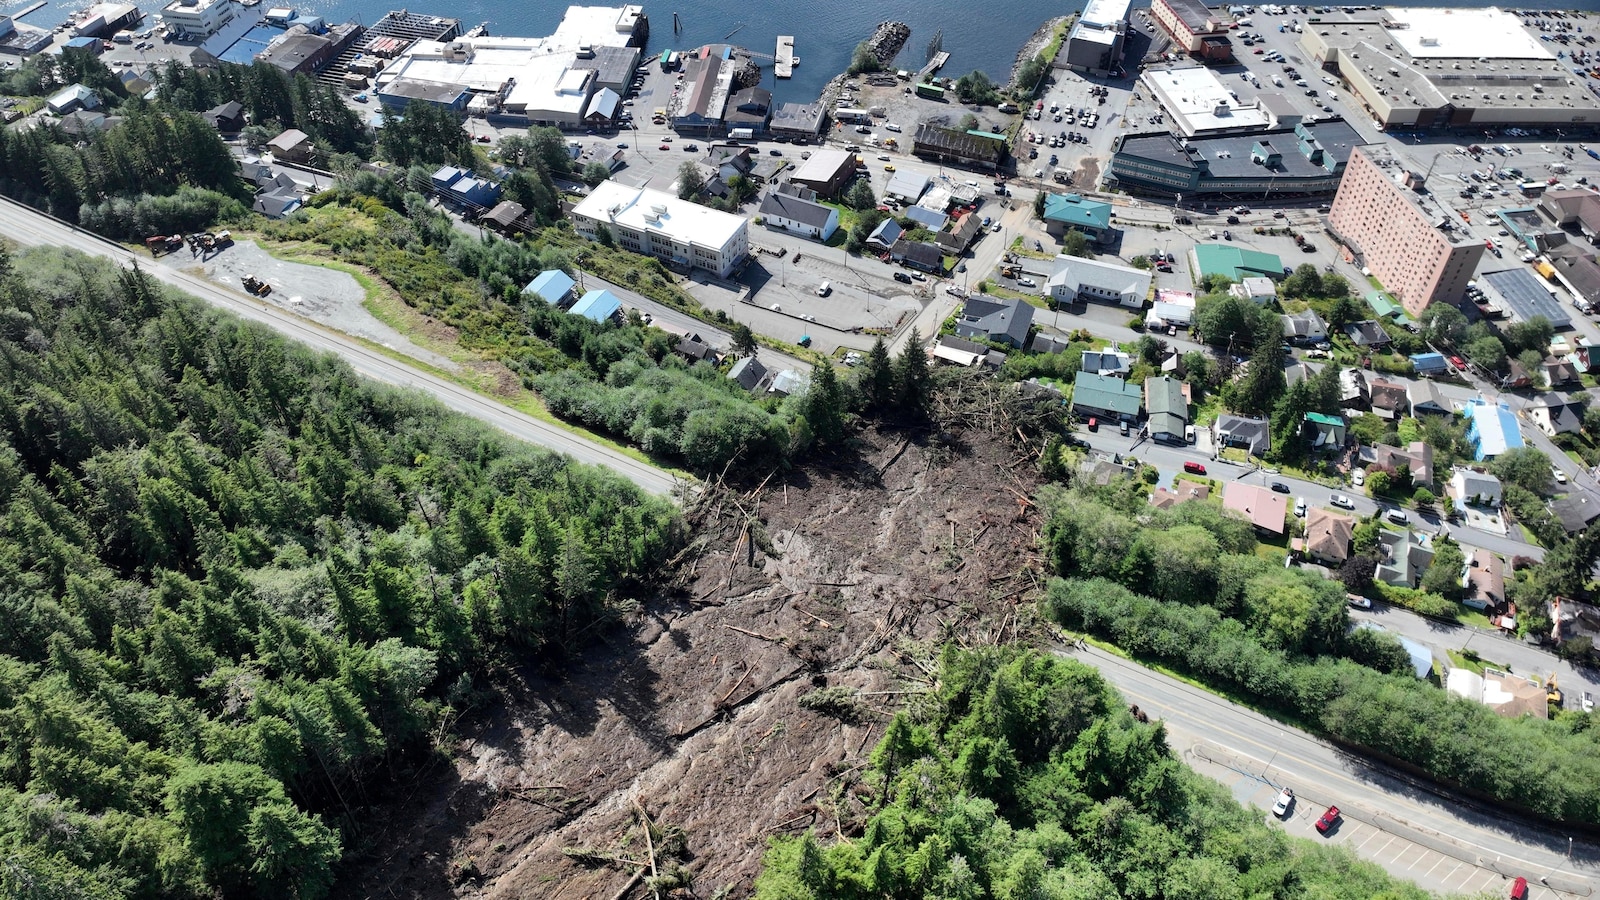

[159,0,237,39]
[571,181,749,278]
[1060,0,1131,75]
[1106,118,1363,198]
[1150,0,1232,60]
[1327,145,1484,316]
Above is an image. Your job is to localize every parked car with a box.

[1330,493,1355,509]
[1347,595,1373,609]
[1184,461,1207,475]
[1294,497,1307,517]
[893,271,913,284]
[1554,467,1569,483]
[1315,805,1341,834]
[1386,509,1409,525]
[1272,788,1295,817]
[1270,481,1291,494]
[1016,276,1037,288]
[1352,469,1365,487]
[1510,877,1528,900]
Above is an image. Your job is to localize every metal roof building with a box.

[1479,268,1571,329]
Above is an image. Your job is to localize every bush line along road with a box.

[0,195,680,498]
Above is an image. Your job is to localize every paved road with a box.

[0,197,682,498]
[1068,643,1597,897]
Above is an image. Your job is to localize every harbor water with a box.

[7,0,1600,103]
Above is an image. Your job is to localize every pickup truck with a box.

[1315,805,1340,834]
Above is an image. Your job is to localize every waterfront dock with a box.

[916,50,950,82]
[775,34,794,78]
[11,2,46,19]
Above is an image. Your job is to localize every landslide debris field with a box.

[341,423,1047,899]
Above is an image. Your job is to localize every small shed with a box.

[570,289,623,323]
[523,270,576,306]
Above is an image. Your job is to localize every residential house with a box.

[1446,668,1548,720]
[1369,378,1409,420]
[1149,290,1196,329]
[955,296,1034,348]
[889,239,943,273]
[1072,372,1143,424]
[252,173,302,218]
[1449,469,1503,510]
[1029,333,1074,354]
[1081,349,1131,376]
[1223,482,1288,535]
[1526,394,1584,436]
[1214,413,1270,456]
[1375,529,1434,588]
[46,83,99,116]
[59,109,115,136]
[1144,375,1189,444]
[702,145,754,182]
[866,218,903,250]
[1303,412,1346,453]
[1460,548,1507,612]
[675,334,721,364]
[569,289,623,324]
[727,356,768,391]
[1339,368,1370,410]
[267,128,314,165]
[1301,507,1355,566]
[768,369,806,396]
[582,87,621,127]
[523,269,576,306]
[482,200,527,234]
[936,213,983,254]
[931,336,1007,369]
[1228,276,1278,305]
[884,170,932,204]
[903,205,948,232]
[430,166,502,210]
[1343,319,1391,348]
[1407,380,1453,417]
[1045,255,1151,309]
[1550,490,1600,535]
[1041,193,1113,241]
[1544,356,1582,388]
[1409,352,1450,377]
[1150,479,1211,509]
[1463,398,1525,461]
[202,100,245,134]
[1358,442,1434,487]
[1570,338,1600,374]
[758,184,839,242]
[1282,308,1328,345]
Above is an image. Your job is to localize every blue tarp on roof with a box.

[1410,352,1449,374]
[570,289,622,323]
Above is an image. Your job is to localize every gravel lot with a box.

[162,239,458,372]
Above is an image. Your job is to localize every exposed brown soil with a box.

[337,422,1047,899]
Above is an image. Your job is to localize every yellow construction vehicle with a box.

[1547,673,1564,708]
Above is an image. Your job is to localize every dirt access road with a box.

[338,419,1048,899]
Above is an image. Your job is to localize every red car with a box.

[1449,355,1467,370]
[1510,877,1528,900]
[1315,805,1340,834]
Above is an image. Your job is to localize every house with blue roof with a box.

[523,270,576,307]
[1463,398,1524,460]
[430,166,502,210]
[570,289,623,324]
[1042,193,1113,242]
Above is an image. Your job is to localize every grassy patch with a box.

[1447,648,1508,675]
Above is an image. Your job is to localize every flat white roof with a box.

[574,180,746,250]
[381,39,595,115]
[1382,7,1552,61]
[1082,0,1132,28]
[790,148,852,183]
[1143,66,1269,133]
[549,4,642,50]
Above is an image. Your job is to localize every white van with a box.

[816,281,831,297]
[1385,509,1409,525]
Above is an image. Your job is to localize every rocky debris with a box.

[730,53,763,90]
[862,21,911,67]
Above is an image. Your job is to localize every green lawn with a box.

[1447,648,1508,676]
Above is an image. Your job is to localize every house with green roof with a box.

[1303,411,1346,453]
[1144,375,1189,444]
[1042,193,1114,242]
[1071,372,1143,424]
[1190,244,1284,282]
[1366,290,1411,323]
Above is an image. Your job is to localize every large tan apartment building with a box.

[1328,145,1484,316]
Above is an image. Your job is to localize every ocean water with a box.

[9,0,1600,103]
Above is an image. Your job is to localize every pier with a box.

[775,34,794,78]
[10,2,45,19]
[916,51,950,82]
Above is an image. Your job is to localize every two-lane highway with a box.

[0,197,682,497]
[1067,643,1595,894]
